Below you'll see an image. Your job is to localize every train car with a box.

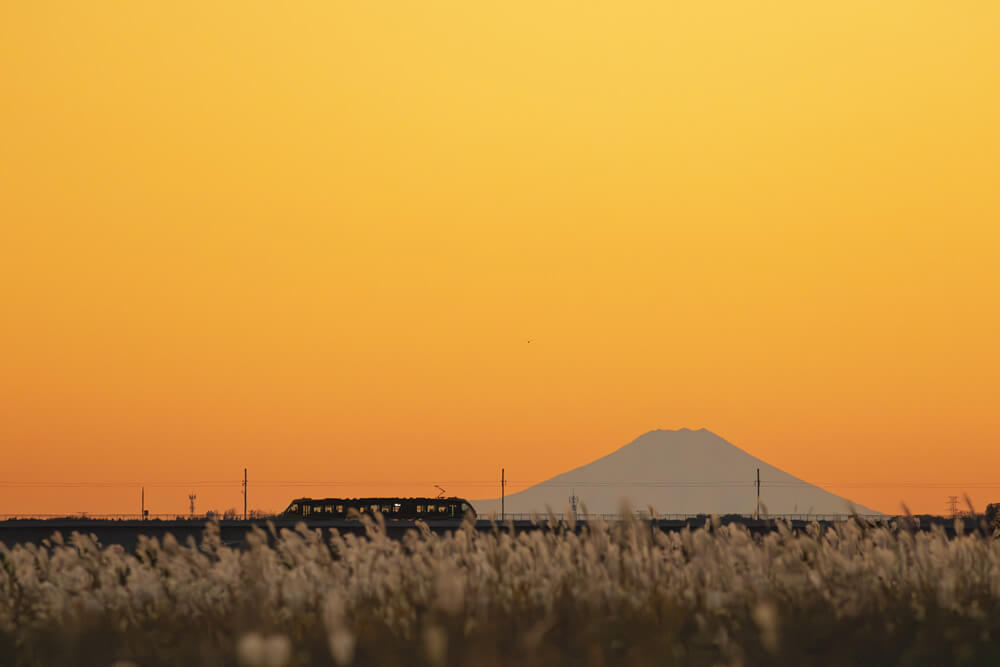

[280,497,476,521]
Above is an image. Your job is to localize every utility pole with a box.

[501,468,506,521]
[243,468,247,520]
[755,468,761,519]
[141,487,144,519]
[189,493,197,517]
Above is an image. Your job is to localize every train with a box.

[280,497,477,521]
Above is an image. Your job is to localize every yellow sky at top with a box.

[1,2,998,515]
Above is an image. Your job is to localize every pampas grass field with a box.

[2,516,999,666]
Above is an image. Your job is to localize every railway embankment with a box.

[0,515,988,551]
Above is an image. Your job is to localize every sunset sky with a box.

[2,2,998,516]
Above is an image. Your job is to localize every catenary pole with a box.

[501,468,505,522]
[756,468,760,519]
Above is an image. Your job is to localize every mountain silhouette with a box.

[474,429,880,516]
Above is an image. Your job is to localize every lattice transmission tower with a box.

[946,495,960,518]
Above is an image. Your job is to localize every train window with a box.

[450,505,456,516]
[393,503,401,512]
[439,506,446,513]
[290,504,298,513]
[461,503,470,512]
[359,507,365,512]
[303,505,311,517]
[313,506,321,514]
[336,505,343,513]
[370,504,379,513]
[324,506,333,513]
[381,505,390,513]
[416,505,424,513]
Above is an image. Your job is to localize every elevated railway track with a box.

[0,514,985,551]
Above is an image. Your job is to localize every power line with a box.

[3,479,1000,489]
[0,481,241,488]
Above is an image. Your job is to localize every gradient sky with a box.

[2,2,998,516]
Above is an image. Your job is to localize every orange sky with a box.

[2,2,999,516]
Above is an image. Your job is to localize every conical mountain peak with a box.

[475,429,879,516]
